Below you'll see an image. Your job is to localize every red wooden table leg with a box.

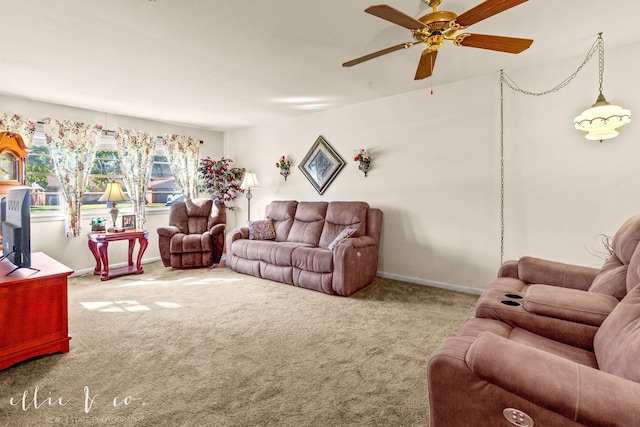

[136,235,148,274]
[88,239,102,275]
[97,241,110,281]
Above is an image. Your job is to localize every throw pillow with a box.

[328,226,358,251]
[248,219,276,240]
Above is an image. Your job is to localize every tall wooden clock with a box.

[0,131,29,199]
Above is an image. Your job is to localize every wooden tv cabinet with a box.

[0,252,73,370]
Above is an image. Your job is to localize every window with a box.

[27,127,180,213]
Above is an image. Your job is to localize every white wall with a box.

[226,41,640,292]
[3,41,639,290]
[502,42,640,267]
[0,94,225,274]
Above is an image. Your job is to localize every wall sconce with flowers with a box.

[276,155,292,180]
[354,149,372,177]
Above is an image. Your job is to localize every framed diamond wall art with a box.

[299,135,345,195]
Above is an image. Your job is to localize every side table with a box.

[87,229,149,281]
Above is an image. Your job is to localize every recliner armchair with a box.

[157,198,226,268]
[428,214,640,426]
[475,213,640,348]
[427,283,640,427]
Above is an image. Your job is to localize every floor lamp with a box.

[240,172,260,222]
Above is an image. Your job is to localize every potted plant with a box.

[197,157,245,208]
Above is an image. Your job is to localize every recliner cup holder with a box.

[500,300,522,307]
[503,293,524,300]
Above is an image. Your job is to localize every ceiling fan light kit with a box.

[343,0,533,80]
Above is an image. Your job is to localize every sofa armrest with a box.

[225,227,250,268]
[157,225,182,238]
[341,235,376,249]
[332,236,379,296]
[210,223,226,236]
[524,284,618,327]
[227,227,249,240]
[512,256,599,290]
[467,331,640,427]
[497,260,519,278]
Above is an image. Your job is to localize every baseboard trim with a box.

[376,271,483,295]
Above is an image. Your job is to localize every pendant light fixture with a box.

[574,33,631,142]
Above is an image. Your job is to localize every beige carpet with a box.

[0,262,478,426]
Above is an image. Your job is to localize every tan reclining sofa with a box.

[226,200,383,296]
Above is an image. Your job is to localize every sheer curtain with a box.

[0,113,36,148]
[115,129,156,230]
[161,134,200,199]
[42,118,102,237]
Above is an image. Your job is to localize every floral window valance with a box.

[0,113,36,148]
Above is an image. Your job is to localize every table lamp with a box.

[98,180,128,231]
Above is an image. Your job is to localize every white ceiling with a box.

[2,0,640,131]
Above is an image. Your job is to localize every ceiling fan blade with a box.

[365,4,426,30]
[343,42,417,67]
[456,34,533,53]
[455,0,528,27]
[414,50,438,80]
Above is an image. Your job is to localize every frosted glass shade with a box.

[574,93,631,141]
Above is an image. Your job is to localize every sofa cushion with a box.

[610,213,640,265]
[170,233,212,253]
[318,201,368,249]
[589,255,627,300]
[292,247,333,273]
[184,198,214,234]
[231,239,310,266]
[594,284,640,382]
[248,219,276,240]
[167,198,213,234]
[288,202,328,246]
[265,200,297,242]
[590,213,640,296]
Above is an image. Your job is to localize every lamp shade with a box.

[574,93,631,141]
[98,181,128,203]
[240,172,260,190]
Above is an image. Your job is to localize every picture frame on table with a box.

[122,214,136,230]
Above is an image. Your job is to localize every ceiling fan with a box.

[343,0,533,80]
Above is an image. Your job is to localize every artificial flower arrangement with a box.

[197,156,246,207]
[276,155,292,180]
[354,149,372,177]
[276,155,291,170]
[354,149,371,164]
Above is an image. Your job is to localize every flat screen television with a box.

[1,186,31,272]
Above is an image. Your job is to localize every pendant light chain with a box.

[597,33,605,94]
[498,34,602,264]
[501,36,601,97]
[500,72,505,264]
